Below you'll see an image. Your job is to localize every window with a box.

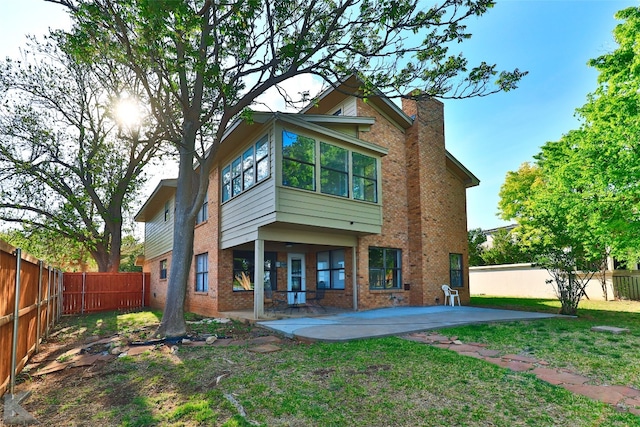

[243,146,254,190]
[353,153,377,202]
[282,130,316,191]
[195,253,208,292]
[369,247,401,289]
[231,157,242,197]
[320,142,348,197]
[164,201,170,221]
[222,136,270,202]
[281,129,379,203]
[233,251,278,292]
[196,196,208,224]
[256,137,269,181]
[450,253,463,288]
[317,249,345,289]
[160,259,167,280]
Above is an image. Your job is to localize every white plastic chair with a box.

[441,284,460,306]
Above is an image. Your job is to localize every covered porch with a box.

[222,224,363,320]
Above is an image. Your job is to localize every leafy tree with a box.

[0,33,165,272]
[499,7,640,313]
[481,227,532,266]
[0,227,97,271]
[498,155,604,315]
[119,235,144,272]
[467,228,486,266]
[51,0,525,337]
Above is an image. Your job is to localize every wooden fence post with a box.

[45,267,51,339]
[81,272,86,314]
[36,261,43,353]
[57,270,63,322]
[10,248,22,396]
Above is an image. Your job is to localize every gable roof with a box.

[300,74,413,129]
[134,179,177,222]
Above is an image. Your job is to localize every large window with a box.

[160,259,167,280]
[450,253,463,288]
[233,251,278,292]
[281,129,378,202]
[320,142,348,197]
[353,152,377,202]
[369,247,401,289]
[317,249,345,289]
[282,130,316,191]
[195,253,208,292]
[222,136,270,202]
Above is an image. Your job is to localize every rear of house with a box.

[135,77,479,318]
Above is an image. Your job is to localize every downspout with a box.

[352,244,358,311]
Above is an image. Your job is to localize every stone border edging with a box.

[403,332,640,416]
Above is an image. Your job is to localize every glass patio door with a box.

[287,253,306,304]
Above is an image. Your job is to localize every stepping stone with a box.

[125,345,156,356]
[505,360,534,372]
[608,385,640,398]
[591,326,630,334]
[33,361,70,376]
[532,368,590,385]
[502,354,538,364]
[458,351,484,360]
[448,344,486,353]
[248,344,281,353]
[427,334,450,342]
[210,338,235,346]
[563,384,625,405]
[624,397,640,408]
[478,349,501,357]
[70,354,104,367]
[247,335,283,345]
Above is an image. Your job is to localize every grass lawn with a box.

[11,299,640,426]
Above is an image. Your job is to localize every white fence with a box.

[469,263,616,301]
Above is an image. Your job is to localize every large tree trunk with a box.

[107,221,122,273]
[155,130,198,338]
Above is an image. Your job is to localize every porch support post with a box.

[254,239,265,319]
[352,245,358,311]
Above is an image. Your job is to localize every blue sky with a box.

[1,0,638,231]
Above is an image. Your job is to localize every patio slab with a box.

[257,306,561,342]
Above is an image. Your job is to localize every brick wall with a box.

[143,252,171,310]
[356,99,412,309]
[402,97,471,305]
[352,96,471,310]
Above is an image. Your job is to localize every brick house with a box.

[135,76,479,319]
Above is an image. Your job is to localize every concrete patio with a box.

[257,305,562,342]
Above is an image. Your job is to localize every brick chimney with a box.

[402,96,450,306]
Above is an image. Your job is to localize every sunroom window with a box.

[222,136,270,202]
[320,142,348,197]
[353,152,377,203]
[282,130,315,191]
[281,129,379,202]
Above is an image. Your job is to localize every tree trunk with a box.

[108,221,122,273]
[155,130,198,338]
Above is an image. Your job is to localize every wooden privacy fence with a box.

[612,274,640,301]
[62,272,150,314]
[0,241,62,397]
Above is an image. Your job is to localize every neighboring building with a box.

[479,225,517,250]
[135,76,479,318]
